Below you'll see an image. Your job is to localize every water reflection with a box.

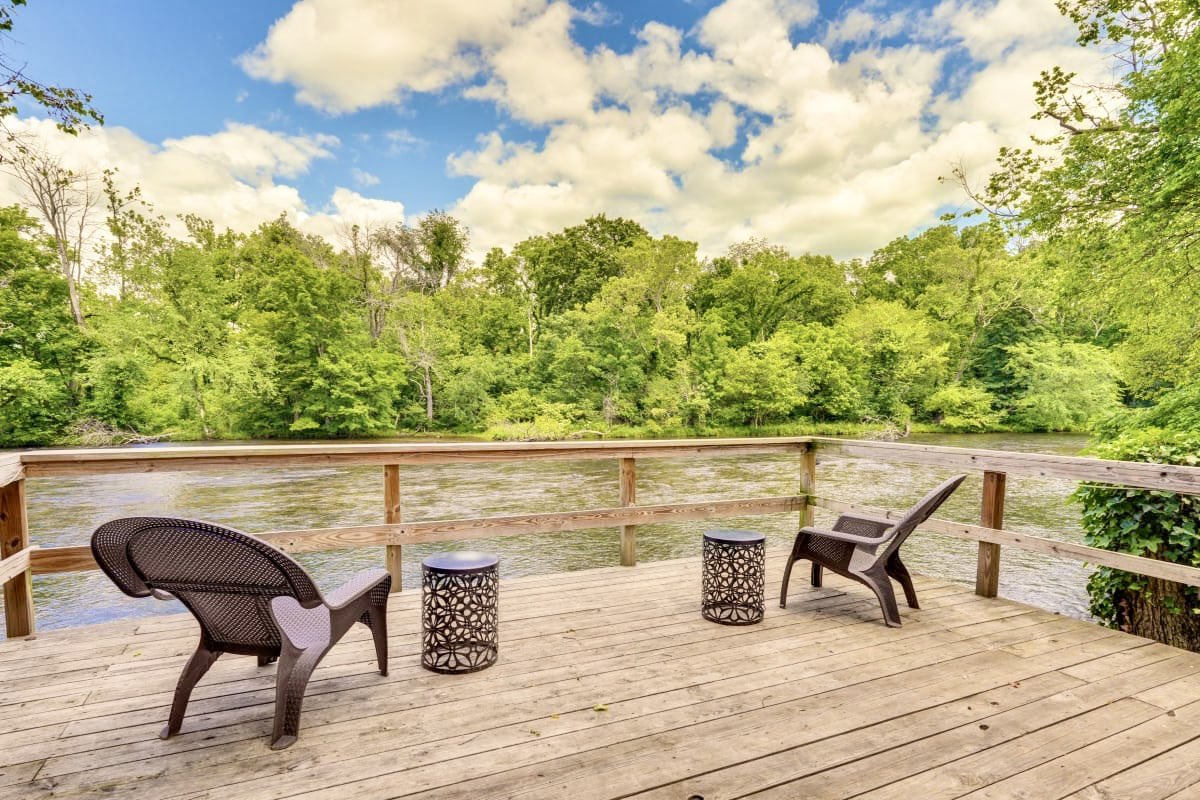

[10,432,1093,634]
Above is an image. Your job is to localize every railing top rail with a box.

[13,437,813,478]
[9,434,1200,493]
[812,437,1200,495]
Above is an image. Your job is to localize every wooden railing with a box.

[3,436,1200,639]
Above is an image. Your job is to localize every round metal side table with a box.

[421,551,499,674]
[701,529,766,625]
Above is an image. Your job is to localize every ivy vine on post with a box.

[1073,432,1200,651]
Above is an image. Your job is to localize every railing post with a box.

[619,457,636,566]
[799,445,817,528]
[384,465,402,592]
[976,471,1005,598]
[1,479,35,637]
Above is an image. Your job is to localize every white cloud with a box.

[444,0,1110,259]
[352,167,381,187]
[824,9,907,46]
[0,119,403,262]
[463,3,595,123]
[297,187,406,241]
[240,0,550,113]
[577,2,619,26]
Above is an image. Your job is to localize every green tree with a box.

[517,214,647,318]
[717,336,807,426]
[924,384,1001,432]
[837,300,950,421]
[695,245,852,347]
[784,323,867,421]
[0,358,68,444]
[372,211,469,294]
[1006,339,1122,431]
[0,205,86,382]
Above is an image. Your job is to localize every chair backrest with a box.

[91,517,321,653]
[877,474,967,561]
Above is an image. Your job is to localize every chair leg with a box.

[257,654,278,667]
[811,563,823,589]
[860,568,903,628]
[270,645,327,750]
[364,604,388,676]
[777,534,806,609]
[161,644,221,740]
[886,555,920,609]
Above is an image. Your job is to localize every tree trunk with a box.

[423,365,434,422]
[192,372,214,439]
[1117,577,1200,651]
[55,240,85,329]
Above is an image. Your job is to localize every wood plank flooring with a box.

[1,552,1199,799]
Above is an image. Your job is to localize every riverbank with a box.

[38,419,1092,452]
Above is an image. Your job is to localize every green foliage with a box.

[0,206,88,376]
[518,215,647,318]
[694,247,852,346]
[0,358,68,444]
[3,165,1195,445]
[838,300,950,421]
[1097,384,1200,438]
[1074,432,1200,628]
[716,336,807,427]
[923,384,1001,432]
[1006,339,1121,431]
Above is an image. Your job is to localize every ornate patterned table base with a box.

[702,529,766,625]
[421,552,499,674]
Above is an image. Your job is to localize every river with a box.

[9,432,1094,634]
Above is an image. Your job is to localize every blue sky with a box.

[1,0,1100,258]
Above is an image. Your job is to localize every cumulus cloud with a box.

[298,187,406,241]
[0,119,402,257]
[433,0,1108,258]
[240,0,550,113]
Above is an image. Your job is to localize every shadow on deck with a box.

[2,552,1199,799]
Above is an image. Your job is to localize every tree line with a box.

[0,186,1134,446]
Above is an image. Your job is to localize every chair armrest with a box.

[322,568,391,611]
[271,596,331,650]
[802,524,892,547]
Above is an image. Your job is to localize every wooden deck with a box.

[3,554,1200,800]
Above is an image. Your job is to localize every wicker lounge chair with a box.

[91,517,391,750]
[780,474,966,627]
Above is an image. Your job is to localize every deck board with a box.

[2,552,1199,800]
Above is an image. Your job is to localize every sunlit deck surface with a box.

[3,553,1200,800]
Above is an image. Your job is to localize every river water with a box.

[7,432,1094,635]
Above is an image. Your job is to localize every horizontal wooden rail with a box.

[0,546,34,586]
[17,437,812,478]
[28,495,806,574]
[811,496,1200,589]
[813,438,1200,495]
